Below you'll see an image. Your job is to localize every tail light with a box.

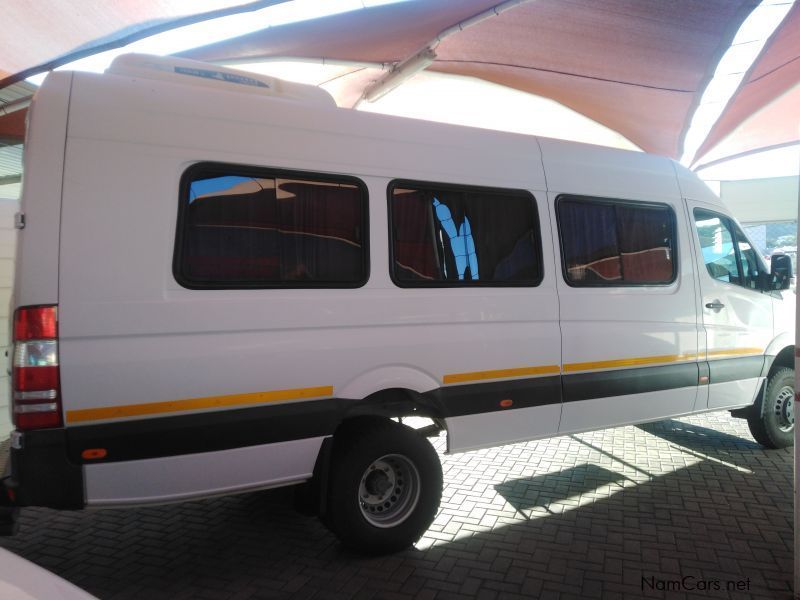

[12,305,62,430]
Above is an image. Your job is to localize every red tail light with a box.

[12,305,62,430]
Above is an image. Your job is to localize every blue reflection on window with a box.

[433,197,479,280]
[189,176,254,202]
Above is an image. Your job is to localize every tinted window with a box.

[176,165,367,288]
[733,223,764,290]
[390,183,541,286]
[694,209,764,290]
[695,212,740,284]
[558,197,675,285]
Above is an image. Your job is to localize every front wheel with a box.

[324,419,442,554]
[747,367,795,449]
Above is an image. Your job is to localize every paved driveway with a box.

[0,412,793,599]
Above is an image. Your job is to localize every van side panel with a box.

[57,72,554,503]
[440,189,561,453]
[84,437,325,506]
[538,139,702,433]
[15,72,72,308]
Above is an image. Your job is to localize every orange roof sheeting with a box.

[0,110,26,141]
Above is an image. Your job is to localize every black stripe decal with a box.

[698,361,710,384]
[563,362,699,403]
[708,355,766,384]
[67,397,343,464]
[66,356,768,464]
[428,375,562,417]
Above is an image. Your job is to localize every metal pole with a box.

[794,150,799,599]
[0,96,32,117]
[354,0,538,107]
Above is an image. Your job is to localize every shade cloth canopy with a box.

[181,0,765,159]
[0,0,797,167]
[0,0,288,84]
[692,2,800,168]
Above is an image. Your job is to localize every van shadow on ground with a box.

[494,463,631,519]
[636,418,762,454]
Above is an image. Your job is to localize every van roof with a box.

[50,54,722,206]
[107,53,337,108]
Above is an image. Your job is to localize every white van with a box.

[1,55,794,553]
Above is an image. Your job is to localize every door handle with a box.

[705,301,725,310]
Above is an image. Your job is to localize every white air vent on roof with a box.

[106,53,336,107]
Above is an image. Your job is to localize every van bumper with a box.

[1,429,85,510]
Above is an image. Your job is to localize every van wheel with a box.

[747,367,795,449]
[324,419,442,554]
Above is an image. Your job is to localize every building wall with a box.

[720,176,799,224]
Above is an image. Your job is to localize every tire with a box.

[0,507,19,536]
[324,419,442,554]
[747,367,795,449]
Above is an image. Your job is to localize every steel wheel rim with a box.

[774,385,795,432]
[358,454,421,528]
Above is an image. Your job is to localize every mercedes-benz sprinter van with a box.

[2,55,794,553]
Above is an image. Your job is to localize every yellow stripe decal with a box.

[66,348,765,423]
[66,385,334,424]
[443,365,560,385]
[564,348,764,373]
[563,354,698,373]
[445,347,765,383]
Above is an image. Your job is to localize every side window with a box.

[175,164,368,288]
[733,224,763,290]
[694,211,740,285]
[694,209,765,291]
[557,196,676,286]
[389,182,542,286]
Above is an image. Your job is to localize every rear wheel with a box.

[747,367,795,449]
[324,419,442,554]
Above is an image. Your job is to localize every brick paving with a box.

[0,411,793,599]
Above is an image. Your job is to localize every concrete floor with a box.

[0,411,793,599]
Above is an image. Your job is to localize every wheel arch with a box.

[339,388,446,422]
[336,365,440,401]
[731,344,795,421]
[768,344,794,378]
[303,383,448,518]
[335,365,446,426]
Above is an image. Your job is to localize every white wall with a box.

[0,198,17,438]
[720,176,799,224]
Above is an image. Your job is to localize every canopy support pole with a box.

[355,0,537,107]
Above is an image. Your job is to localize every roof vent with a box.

[107,53,336,107]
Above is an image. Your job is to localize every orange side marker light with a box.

[82,448,107,460]
[499,399,514,408]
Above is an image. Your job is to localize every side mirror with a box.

[770,253,793,290]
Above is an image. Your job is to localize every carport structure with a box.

[1,0,798,165]
[0,1,797,597]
